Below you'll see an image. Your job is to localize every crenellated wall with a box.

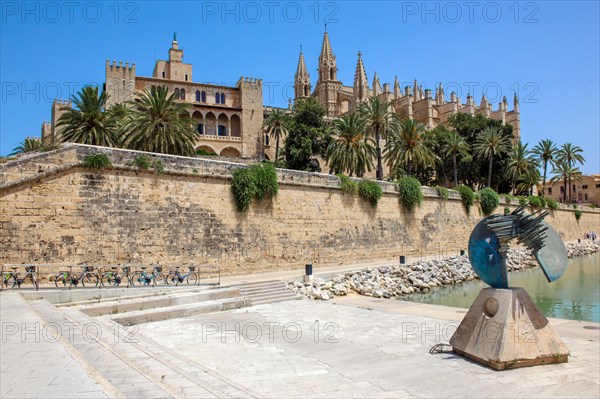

[1,145,598,275]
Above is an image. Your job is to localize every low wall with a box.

[1,144,598,275]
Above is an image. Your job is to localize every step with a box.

[235,280,283,288]
[238,285,288,296]
[246,291,298,303]
[111,297,249,326]
[78,287,241,317]
[54,286,207,307]
[251,296,303,306]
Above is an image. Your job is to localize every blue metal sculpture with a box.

[468,207,568,288]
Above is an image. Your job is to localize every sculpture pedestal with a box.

[450,287,569,370]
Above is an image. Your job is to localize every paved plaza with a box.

[1,286,599,398]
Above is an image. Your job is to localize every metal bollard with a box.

[400,255,406,264]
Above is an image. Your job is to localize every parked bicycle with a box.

[100,266,132,287]
[130,266,163,286]
[2,266,38,289]
[54,266,99,288]
[165,266,198,286]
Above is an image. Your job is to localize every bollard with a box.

[303,263,313,283]
[400,255,406,264]
[460,250,466,256]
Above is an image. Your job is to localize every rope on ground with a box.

[429,343,453,354]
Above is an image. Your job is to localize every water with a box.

[405,252,600,323]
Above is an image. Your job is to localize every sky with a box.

[1,1,598,174]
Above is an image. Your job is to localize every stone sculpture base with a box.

[449,287,569,370]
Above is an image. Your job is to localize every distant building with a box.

[294,30,521,141]
[540,174,600,205]
[41,35,266,159]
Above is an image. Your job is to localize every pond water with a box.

[404,252,600,323]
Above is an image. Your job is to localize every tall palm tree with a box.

[384,119,434,176]
[107,103,130,130]
[326,113,375,177]
[550,160,582,203]
[10,137,43,156]
[557,143,585,203]
[507,141,539,194]
[357,98,394,180]
[121,86,198,156]
[473,127,512,188]
[56,86,120,147]
[532,139,557,196]
[264,108,290,162]
[441,132,470,187]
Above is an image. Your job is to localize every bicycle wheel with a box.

[81,273,99,287]
[101,273,114,287]
[151,274,162,287]
[165,271,176,285]
[130,272,145,286]
[185,272,198,285]
[3,273,15,288]
[55,272,69,288]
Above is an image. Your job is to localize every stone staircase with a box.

[236,280,301,306]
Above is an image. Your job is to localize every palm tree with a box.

[326,113,375,177]
[264,108,290,162]
[10,137,43,156]
[107,103,130,130]
[56,86,120,147]
[121,86,198,156]
[384,119,434,176]
[532,139,557,196]
[357,98,394,180]
[441,132,470,187]
[557,143,585,203]
[507,141,539,194]
[473,127,512,188]
[550,160,582,203]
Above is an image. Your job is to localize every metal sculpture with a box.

[467,206,568,288]
[451,206,570,370]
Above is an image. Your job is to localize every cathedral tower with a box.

[314,29,341,116]
[294,48,311,102]
[353,52,369,103]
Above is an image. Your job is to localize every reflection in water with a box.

[404,253,600,322]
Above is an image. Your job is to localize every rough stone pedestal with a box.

[450,287,569,370]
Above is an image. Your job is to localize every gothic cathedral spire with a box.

[294,48,311,101]
[318,30,337,82]
[353,51,369,103]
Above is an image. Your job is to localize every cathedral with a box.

[294,30,520,141]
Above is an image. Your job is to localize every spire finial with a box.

[324,23,327,32]
[358,51,362,58]
[173,32,177,42]
[300,44,303,53]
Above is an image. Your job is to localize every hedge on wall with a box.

[398,177,423,210]
[434,186,449,200]
[456,185,475,209]
[358,180,382,207]
[231,163,278,212]
[337,174,358,194]
[479,188,500,215]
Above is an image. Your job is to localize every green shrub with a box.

[358,180,383,207]
[231,168,256,212]
[503,194,513,204]
[252,162,278,200]
[589,204,597,209]
[528,196,542,208]
[82,153,111,169]
[196,149,217,156]
[153,158,164,174]
[538,196,547,207]
[479,188,500,215]
[547,197,558,210]
[434,186,449,199]
[504,207,510,215]
[516,195,528,206]
[473,192,480,202]
[134,155,152,170]
[456,185,475,209]
[575,210,582,220]
[231,163,279,212]
[398,177,423,210]
[337,174,358,194]
[573,204,578,209]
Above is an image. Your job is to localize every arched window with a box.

[174,88,179,98]
[162,71,165,78]
[201,91,206,102]
[220,93,225,104]
[180,89,185,100]
[218,125,227,136]
[265,133,270,145]
[215,92,220,104]
[197,124,204,134]
[185,74,188,81]
[196,91,201,102]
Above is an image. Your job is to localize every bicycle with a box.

[130,266,163,286]
[100,266,132,287]
[2,266,38,289]
[165,266,198,286]
[54,266,99,288]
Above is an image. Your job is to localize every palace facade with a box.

[42,36,266,159]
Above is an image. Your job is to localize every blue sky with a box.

[1,1,598,174]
